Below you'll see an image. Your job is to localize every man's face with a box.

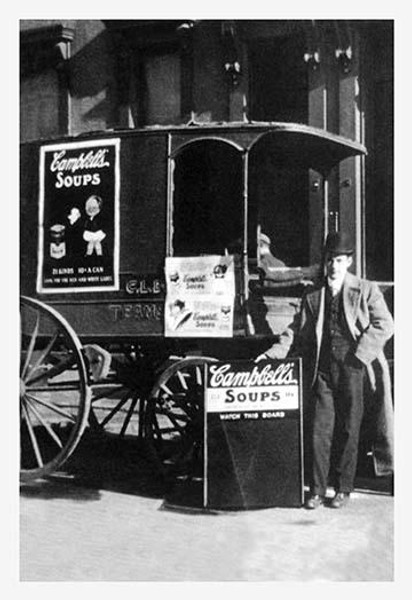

[326,253,352,280]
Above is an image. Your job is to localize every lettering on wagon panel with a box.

[109,303,163,321]
[124,276,164,297]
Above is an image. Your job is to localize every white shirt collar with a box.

[327,276,344,296]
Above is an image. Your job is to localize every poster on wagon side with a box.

[164,255,235,337]
[36,138,120,293]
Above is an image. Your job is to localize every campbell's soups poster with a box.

[37,138,120,293]
[164,255,235,337]
[205,359,301,418]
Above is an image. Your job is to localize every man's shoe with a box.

[305,494,324,509]
[330,492,350,509]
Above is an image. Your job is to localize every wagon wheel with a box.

[20,296,91,482]
[88,350,155,440]
[144,356,217,479]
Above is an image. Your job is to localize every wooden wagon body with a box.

[19,122,366,482]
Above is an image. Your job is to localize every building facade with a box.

[20,19,394,289]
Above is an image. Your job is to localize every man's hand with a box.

[255,353,268,363]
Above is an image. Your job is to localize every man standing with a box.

[256,232,394,509]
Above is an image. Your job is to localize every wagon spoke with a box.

[99,394,130,427]
[195,366,203,385]
[154,409,188,434]
[91,384,126,401]
[21,311,40,380]
[176,370,189,390]
[159,391,187,403]
[160,383,173,396]
[151,412,165,442]
[154,401,190,421]
[25,392,77,422]
[163,393,199,416]
[119,394,140,437]
[155,405,190,423]
[21,401,44,468]
[153,425,182,435]
[28,382,82,393]
[24,331,60,382]
[26,354,77,386]
[25,397,63,449]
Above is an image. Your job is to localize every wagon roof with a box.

[164,121,367,174]
[248,121,367,173]
[25,121,367,174]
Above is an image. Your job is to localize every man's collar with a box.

[327,275,345,295]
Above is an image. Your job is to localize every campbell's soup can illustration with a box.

[49,224,66,259]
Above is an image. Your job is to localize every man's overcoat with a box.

[265,272,394,476]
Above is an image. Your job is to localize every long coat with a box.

[265,272,394,476]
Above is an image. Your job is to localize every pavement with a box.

[20,484,393,582]
[19,433,396,583]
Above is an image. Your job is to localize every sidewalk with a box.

[20,480,393,581]
[20,435,394,582]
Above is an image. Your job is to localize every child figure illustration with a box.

[83,195,106,256]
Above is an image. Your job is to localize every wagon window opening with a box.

[247,139,312,269]
[172,141,244,257]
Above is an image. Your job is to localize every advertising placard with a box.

[205,359,300,418]
[37,138,120,293]
[164,255,235,337]
[204,359,303,509]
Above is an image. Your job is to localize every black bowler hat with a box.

[324,231,354,256]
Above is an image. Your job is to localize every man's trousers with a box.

[311,359,366,495]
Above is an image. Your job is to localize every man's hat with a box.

[259,233,271,246]
[324,231,354,256]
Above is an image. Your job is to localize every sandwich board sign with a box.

[203,358,304,509]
